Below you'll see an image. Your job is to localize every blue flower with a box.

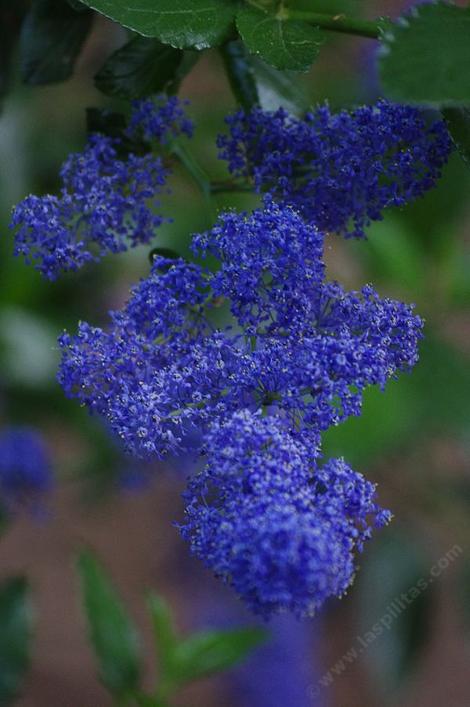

[126,95,194,144]
[217,100,452,238]
[10,97,194,280]
[59,200,422,458]
[0,427,53,514]
[180,410,390,618]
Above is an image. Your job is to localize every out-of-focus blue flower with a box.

[217,100,452,238]
[126,95,194,144]
[10,97,194,280]
[0,427,53,514]
[233,614,323,707]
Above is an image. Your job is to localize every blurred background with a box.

[0,0,469,705]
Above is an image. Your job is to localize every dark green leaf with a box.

[79,0,237,50]
[379,2,470,106]
[165,51,200,95]
[236,4,323,72]
[77,550,142,697]
[0,577,33,704]
[67,0,89,10]
[86,107,127,137]
[0,2,28,103]
[220,41,259,110]
[170,627,267,684]
[251,57,309,114]
[95,36,191,99]
[442,107,470,167]
[19,0,93,85]
[357,531,434,694]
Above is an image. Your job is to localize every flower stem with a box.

[282,10,389,39]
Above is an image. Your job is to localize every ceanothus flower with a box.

[58,257,212,458]
[126,95,194,144]
[10,97,194,280]
[0,427,53,514]
[192,196,325,336]
[180,410,390,618]
[59,200,423,458]
[55,99,435,618]
[217,100,452,238]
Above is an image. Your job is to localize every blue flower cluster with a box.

[217,100,452,238]
[58,191,423,616]
[181,411,390,618]
[13,95,448,617]
[0,427,53,514]
[126,95,194,144]
[10,97,192,280]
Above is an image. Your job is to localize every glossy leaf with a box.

[236,4,323,72]
[0,577,33,704]
[442,107,470,167]
[79,0,237,50]
[19,0,93,85]
[95,36,197,99]
[77,550,142,697]
[379,2,470,106]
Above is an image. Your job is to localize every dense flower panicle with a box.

[58,257,215,458]
[126,96,194,143]
[59,201,423,456]
[181,410,389,618]
[0,427,53,513]
[217,100,452,238]
[10,96,195,280]
[55,98,436,617]
[11,133,168,280]
[193,197,325,335]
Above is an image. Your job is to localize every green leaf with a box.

[77,550,142,697]
[0,2,28,104]
[170,627,267,685]
[79,0,237,50]
[19,0,93,85]
[236,3,323,72]
[0,577,33,705]
[220,41,259,110]
[442,107,470,167]
[86,107,127,137]
[379,2,470,106]
[147,594,178,678]
[95,36,197,99]
[252,57,309,114]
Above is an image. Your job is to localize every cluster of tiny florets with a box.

[126,95,194,143]
[217,100,452,238]
[0,427,53,514]
[10,97,194,280]
[180,410,390,618]
[58,193,424,616]
[12,96,450,617]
